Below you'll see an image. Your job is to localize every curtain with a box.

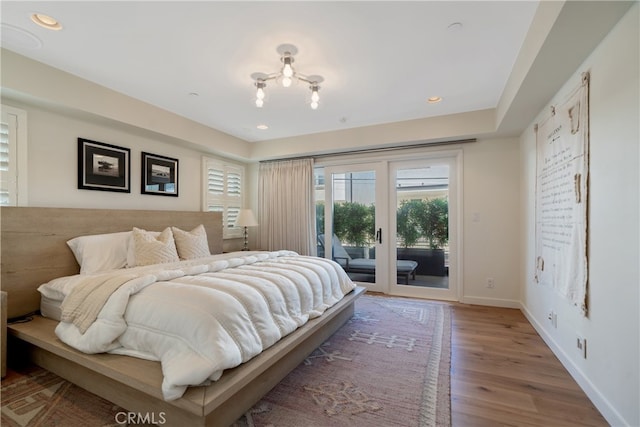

[258,158,316,255]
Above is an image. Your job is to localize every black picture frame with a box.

[141,152,179,197]
[78,138,131,193]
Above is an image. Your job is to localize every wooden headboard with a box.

[0,207,223,319]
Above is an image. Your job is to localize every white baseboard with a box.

[460,295,520,308]
[519,304,627,427]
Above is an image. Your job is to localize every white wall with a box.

[519,5,639,426]
[16,103,201,210]
[4,100,248,252]
[462,138,521,307]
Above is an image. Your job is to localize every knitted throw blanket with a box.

[61,273,137,334]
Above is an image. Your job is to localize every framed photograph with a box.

[141,152,178,196]
[78,138,130,192]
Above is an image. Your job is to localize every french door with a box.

[388,157,459,301]
[318,163,387,293]
[316,152,460,301]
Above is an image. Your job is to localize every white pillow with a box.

[171,224,211,260]
[66,231,131,275]
[131,227,180,266]
[126,230,159,267]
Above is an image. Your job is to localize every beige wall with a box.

[519,5,639,425]
[11,102,203,211]
[249,109,495,160]
[1,100,249,253]
[462,138,521,306]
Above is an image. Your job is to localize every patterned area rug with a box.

[1,295,451,427]
[1,366,122,427]
[234,294,451,427]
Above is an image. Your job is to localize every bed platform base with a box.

[9,286,365,427]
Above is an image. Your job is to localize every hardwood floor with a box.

[450,303,608,427]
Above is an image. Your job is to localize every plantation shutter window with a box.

[203,158,245,238]
[0,110,20,206]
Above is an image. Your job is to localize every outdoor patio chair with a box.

[317,234,418,285]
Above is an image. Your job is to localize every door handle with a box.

[376,228,382,244]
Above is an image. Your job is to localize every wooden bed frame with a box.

[1,206,365,426]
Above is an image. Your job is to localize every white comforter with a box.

[37,251,356,400]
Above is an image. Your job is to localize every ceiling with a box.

[0,1,540,143]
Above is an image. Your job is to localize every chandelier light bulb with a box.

[255,80,267,107]
[283,63,293,78]
[310,83,320,108]
[282,76,292,87]
[282,54,294,78]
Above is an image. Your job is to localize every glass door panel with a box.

[316,164,386,293]
[394,165,449,288]
[390,157,458,301]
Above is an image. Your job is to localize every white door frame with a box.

[388,151,462,301]
[323,162,389,293]
[317,148,463,301]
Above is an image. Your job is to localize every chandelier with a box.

[251,44,323,110]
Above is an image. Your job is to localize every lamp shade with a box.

[236,209,258,227]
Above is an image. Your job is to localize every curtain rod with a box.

[259,138,477,163]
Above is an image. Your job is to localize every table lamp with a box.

[236,209,258,250]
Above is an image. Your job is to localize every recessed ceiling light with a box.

[447,22,463,32]
[257,124,269,130]
[31,13,62,30]
[1,23,43,50]
[188,92,199,97]
[427,96,443,104]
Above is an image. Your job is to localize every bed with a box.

[1,206,364,426]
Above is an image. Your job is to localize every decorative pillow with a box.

[131,227,180,266]
[67,231,131,275]
[126,230,158,267]
[171,224,210,260]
